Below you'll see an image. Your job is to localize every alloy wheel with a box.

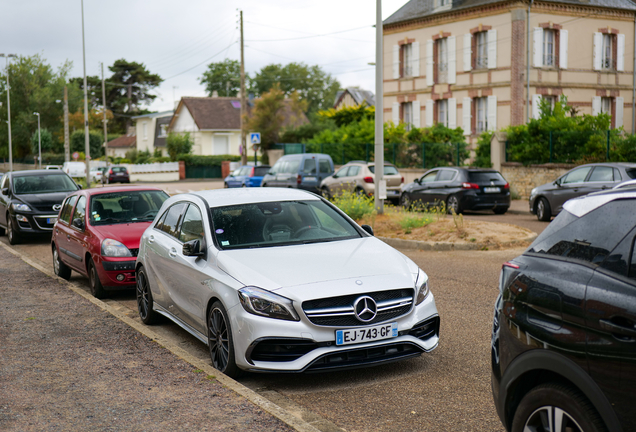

[537,200,546,219]
[136,271,150,320]
[208,308,230,371]
[53,248,60,274]
[447,195,459,214]
[523,405,584,432]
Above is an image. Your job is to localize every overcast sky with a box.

[4,0,407,112]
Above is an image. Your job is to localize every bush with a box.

[473,131,494,168]
[167,132,193,161]
[177,154,241,166]
[71,130,103,158]
[331,190,376,221]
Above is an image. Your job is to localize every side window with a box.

[179,205,205,243]
[600,228,636,278]
[348,166,361,177]
[588,166,613,182]
[286,160,300,174]
[529,199,636,266]
[302,158,316,174]
[158,203,187,239]
[437,169,456,182]
[71,196,86,229]
[335,167,349,177]
[420,171,439,183]
[561,167,592,184]
[154,209,168,232]
[613,168,622,182]
[319,159,331,174]
[60,195,78,224]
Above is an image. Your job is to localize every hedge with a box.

[177,154,241,166]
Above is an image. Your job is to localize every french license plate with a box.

[304,176,316,181]
[335,322,398,346]
[47,217,57,224]
[484,187,500,193]
[387,190,399,195]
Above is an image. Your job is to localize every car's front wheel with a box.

[7,217,20,245]
[447,195,461,214]
[536,197,551,221]
[511,384,606,432]
[88,257,107,299]
[136,266,159,325]
[321,187,332,200]
[208,301,243,378]
[400,193,411,210]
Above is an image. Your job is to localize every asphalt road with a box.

[2,211,547,431]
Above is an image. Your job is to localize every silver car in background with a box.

[135,188,439,377]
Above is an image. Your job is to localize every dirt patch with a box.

[364,214,536,249]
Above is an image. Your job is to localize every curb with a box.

[0,241,323,432]
[378,232,538,251]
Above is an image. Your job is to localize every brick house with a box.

[383,0,636,154]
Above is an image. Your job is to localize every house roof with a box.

[131,110,174,120]
[384,0,636,26]
[107,134,136,148]
[334,88,375,108]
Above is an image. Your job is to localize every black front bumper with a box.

[11,213,58,235]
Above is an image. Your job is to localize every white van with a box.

[62,162,86,178]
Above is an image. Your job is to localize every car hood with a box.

[15,191,73,207]
[215,237,419,294]
[92,222,152,249]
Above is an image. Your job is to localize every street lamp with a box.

[33,112,41,169]
[0,53,17,172]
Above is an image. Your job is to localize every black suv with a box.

[0,170,79,244]
[492,188,636,432]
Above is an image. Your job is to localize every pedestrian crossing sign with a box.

[250,133,261,144]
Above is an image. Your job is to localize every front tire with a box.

[321,187,332,200]
[136,266,159,325]
[208,301,243,378]
[400,193,412,210]
[447,195,461,214]
[511,384,606,432]
[7,217,20,245]
[536,197,552,221]
[494,207,507,215]
[88,257,107,299]
[52,244,72,280]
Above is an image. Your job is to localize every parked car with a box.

[136,188,440,377]
[261,154,334,193]
[45,165,62,170]
[224,165,271,188]
[614,178,636,190]
[51,186,169,298]
[319,161,404,201]
[0,170,80,245]
[529,162,636,221]
[89,167,104,184]
[400,167,510,214]
[492,188,636,432]
[105,166,130,184]
[62,161,87,178]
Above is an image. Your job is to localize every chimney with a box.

[127,126,136,136]
[212,90,219,98]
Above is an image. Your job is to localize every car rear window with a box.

[626,168,636,179]
[467,172,505,183]
[369,165,399,175]
[254,167,269,176]
[112,167,128,173]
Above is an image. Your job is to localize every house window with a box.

[159,124,168,138]
[543,30,556,66]
[544,95,558,113]
[475,97,488,133]
[437,38,448,83]
[601,97,612,115]
[401,43,413,77]
[438,100,449,127]
[602,34,614,70]
[143,122,148,140]
[401,102,413,131]
[475,32,488,69]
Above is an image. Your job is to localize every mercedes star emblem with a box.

[353,296,377,323]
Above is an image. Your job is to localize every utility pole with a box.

[81,0,91,188]
[374,0,384,214]
[1,53,16,172]
[101,62,109,174]
[63,85,70,162]
[240,10,248,166]
[33,112,41,168]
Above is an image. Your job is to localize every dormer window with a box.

[436,0,452,11]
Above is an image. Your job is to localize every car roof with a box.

[83,186,165,196]
[192,187,320,207]
[10,169,73,177]
[563,188,636,217]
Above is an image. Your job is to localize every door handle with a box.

[169,247,177,258]
[148,235,154,244]
[600,318,636,339]
[66,234,70,240]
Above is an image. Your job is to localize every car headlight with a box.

[101,238,133,257]
[415,268,430,305]
[238,287,300,321]
[11,203,31,212]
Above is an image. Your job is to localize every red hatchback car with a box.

[51,186,169,298]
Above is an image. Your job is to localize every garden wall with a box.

[500,162,575,199]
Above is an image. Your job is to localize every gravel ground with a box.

[0,248,293,432]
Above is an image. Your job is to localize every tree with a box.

[31,128,57,154]
[68,107,114,134]
[71,130,103,158]
[199,60,240,97]
[166,132,193,161]
[249,63,340,116]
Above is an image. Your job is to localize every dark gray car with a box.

[261,154,334,193]
[529,162,636,221]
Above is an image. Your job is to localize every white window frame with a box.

[543,29,556,67]
[475,32,488,69]
[437,38,448,83]
[403,102,413,131]
[402,43,413,77]
[438,99,449,127]
[602,34,613,70]
[476,97,488,133]
[143,122,148,140]
[601,97,611,115]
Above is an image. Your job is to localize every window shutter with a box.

[448,98,457,129]
[426,40,435,86]
[487,29,497,69]
[412,100,421,128]
[487,95,497,131]
[393,45,400,79]
[617,34,625,72]
[463,97,472,135]
[592,96,601,116]
[463,33,472,72]
[616,97,624,128]
[559,30,568,69]
[532,94,542,119]
[533,27,543,67]
[425,99,434,127]
[593,33,602,70]
[448,36,457,84]
[392,102,400,124]
[411,41,420,77]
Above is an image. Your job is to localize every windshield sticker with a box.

[215,229,224,234]
[221,241,229,246]
[94,215,101,221]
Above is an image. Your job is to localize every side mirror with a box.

[72,218,84,230]
[361,224,374,236]
[77,184,83,190]
[183,239,205,257]
[1,188,8,196]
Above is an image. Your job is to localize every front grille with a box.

[129,248,139,257]
[33,204,60,212]
[305,342,423,372]
[302,288,414,327]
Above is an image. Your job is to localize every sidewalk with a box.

[508,199,530,215]
[0,246,294,432]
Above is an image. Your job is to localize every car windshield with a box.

[211,200,362,250]
[90,190,169,226]
[13,174,77,195]
[369,165,399,175]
